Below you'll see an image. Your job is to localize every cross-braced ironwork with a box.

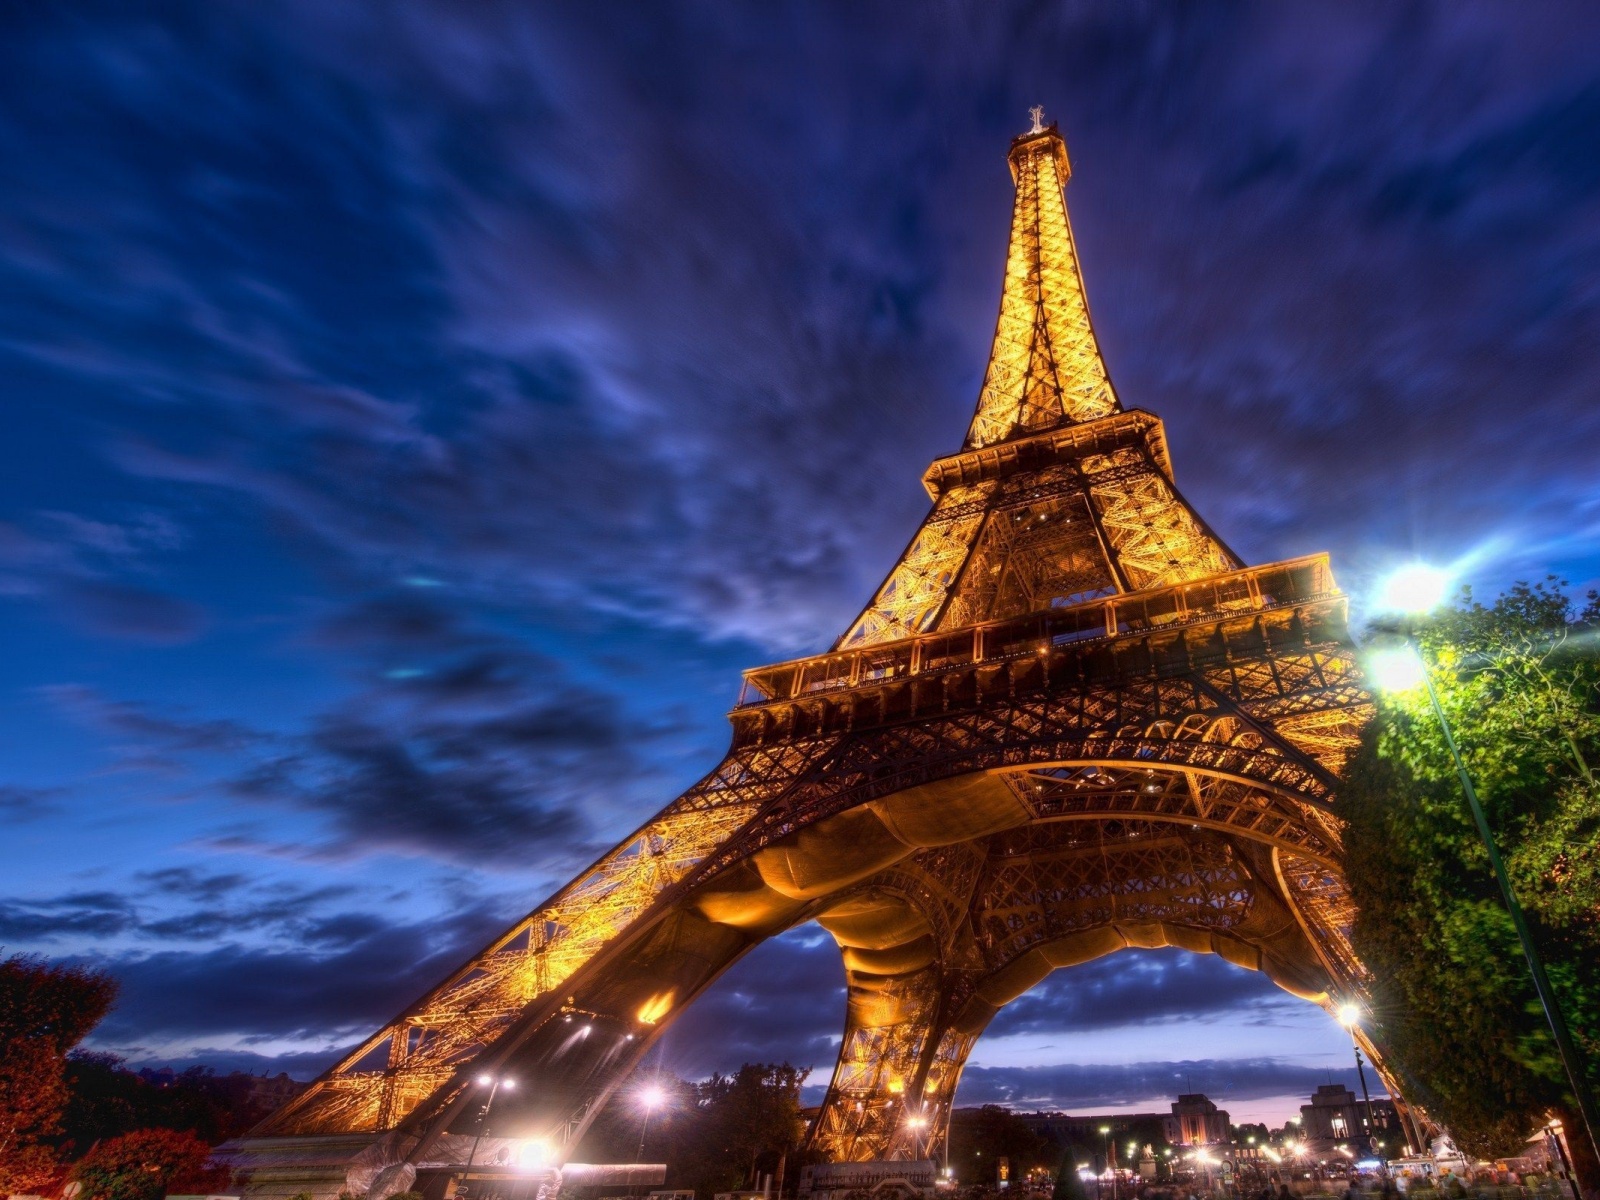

[248,116,1402,1178]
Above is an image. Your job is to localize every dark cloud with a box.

[657,926,847,1083]
[56,579,208,644]
[0,784,62,821]
[0,511,204,644]
[84,899,509,1049]
[988,951,1302,1038]
[0,892,137,941]
[229,636,669,865]
[43,622,673,867]
[136,868,251,903]
[44,685,262,756]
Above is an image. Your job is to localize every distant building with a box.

[1299,1084,1401,1153]
[1016,1111,1169,1142]
[1163,1095,1230,1147]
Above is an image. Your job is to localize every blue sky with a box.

[3,1,1600,1128]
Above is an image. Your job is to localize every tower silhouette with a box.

[247,115,1404,1186]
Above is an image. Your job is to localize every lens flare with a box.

[1366,647,1427,694]
[1374,563,1451,614]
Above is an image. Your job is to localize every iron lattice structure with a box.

[255,120,1416,1166]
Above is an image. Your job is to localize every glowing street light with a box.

[1373,563,1452,614]
[1368,567,1600,1164]
[1364,646,1427,693]
[1335,1003,1380,1161]
[905,1113,929,1161]
[636,1083,668,1161]
[467,1074,516,1173]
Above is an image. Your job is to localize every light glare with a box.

[640,1084,666,1109]
[1375,563,1451,614]
[513,1137,552,1169]
[1366,647,1427,694]
[1338,1003,1362,1028]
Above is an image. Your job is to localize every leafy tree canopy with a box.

[0,955,117,1193]
[71,1127,229,1200]
[61,1053,268,1152]
[1343,581,1600,1162]
[578,1063,806,1199]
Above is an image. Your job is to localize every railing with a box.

[736,555,1336,708]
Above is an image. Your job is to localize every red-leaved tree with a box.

[71,1127,231,1200]
[0,955,117,1193]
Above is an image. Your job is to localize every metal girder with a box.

[967,126,1118,448]
[257,737,836,1137]
[245,117,1397,1171]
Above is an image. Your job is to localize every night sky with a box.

[4,3,1600,1128]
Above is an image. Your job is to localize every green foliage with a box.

[0,955,118,1193]
[1343,581,1600,1159]
[386,1191,426,1200]
[71,1127,229,1200]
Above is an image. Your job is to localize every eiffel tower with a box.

[244,114,1415,1188]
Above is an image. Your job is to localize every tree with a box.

[1343,582,1600,1175]
[673,1064,807,1198]
[1052,1148,1089,1200]
[578,1063,806,1199]
[71,1127,229,1200]
[948,1106,1052,1186]
[60,1055,260,1153]
[0,955,117,1193]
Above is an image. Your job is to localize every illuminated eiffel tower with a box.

[243,113,1418,1191]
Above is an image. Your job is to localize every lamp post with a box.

[637,1084,666,1162]
[907,1114,928,1161]
[1100,1126,1115,1200]
[1367,564,1600,1168]
[1336,1005,1380,1162]
[466,1074,516,1176]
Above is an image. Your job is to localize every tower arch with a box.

[236,114,1402,1197]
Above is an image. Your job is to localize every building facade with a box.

[1299,1084,1401,1153]
[1164,1095,1231,1147]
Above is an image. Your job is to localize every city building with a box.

[1017,1111,1169,1142]
[1299,1084,1402,1154]
[1164,1095,1231,1147]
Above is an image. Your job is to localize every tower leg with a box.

[808,968,979,1163]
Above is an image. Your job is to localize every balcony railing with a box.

[736,554,1336,708]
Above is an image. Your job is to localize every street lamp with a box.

[907,1114,928,1160]
[637,1083,667,1162]
[1368,567,1600,1165]
[466,1074,516,1174]
[1099,1126,1115,1200]
[1336,1005,1380,1162]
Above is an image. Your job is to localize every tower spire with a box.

[965,114,1120,448]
